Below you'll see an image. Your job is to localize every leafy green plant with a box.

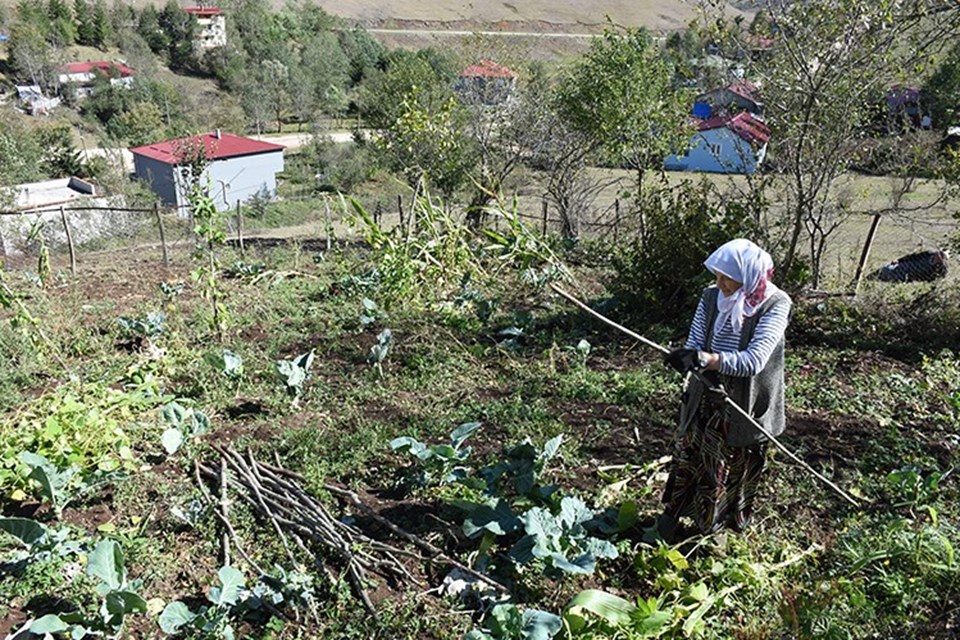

[221,350,244,382]
[160,402,212,456]
[117,311,166,340]
[508,496,618,577]
[0,382,165,498]
[223,260,266,279]
[275,350,316,406]
[359,297,386,328]
[368,328,393,377]
[159,281,186,299]
[886,465,946,511]
[465,603,562,640]
[159,565,247,639]
[390,421,481,486]
[16,452,116,519]
[29,539,147,638]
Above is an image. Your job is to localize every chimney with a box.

[215,128,221,139]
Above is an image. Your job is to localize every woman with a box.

[658,238,791,540]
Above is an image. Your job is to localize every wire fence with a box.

[0,188,955,290]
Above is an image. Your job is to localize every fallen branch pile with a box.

[195,445,507,614]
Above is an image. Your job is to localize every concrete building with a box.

[130,130,285,213]
[185,7,227,51]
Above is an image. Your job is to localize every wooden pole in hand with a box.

[548,282,863,508]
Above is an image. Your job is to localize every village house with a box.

[57,61,136,99]
[664,111,770,174]
[693,80,763,118]
[185,6,227,51]
[129,130,284,213]
[454,60,518,106]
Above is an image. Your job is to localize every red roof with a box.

[60,61,136,77]
[698,112,770,145]
[459,60,517,79]
[726,80,759,102]
[886,85,920,107]
[129,132,284,165]
[184,7,222,16]
[699,80,760,105]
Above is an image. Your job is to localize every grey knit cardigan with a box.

[678,286,791,447]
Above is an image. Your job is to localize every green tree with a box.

[554,27,692,209]
[376,93,476,201]
[91,0,111,49]
[739,0,960,286]
[136,5,168,55]
[338,28,386,85]
[0,119,44,185]
[924,41,960,129]
[115,101,167,146]
[74,0,94,46]
[158,0,195,70]
[8,20,57,88]
[357,48,459,130]
[47,0,76,45]
[36,122,84,178]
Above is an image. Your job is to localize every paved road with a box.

[366,27,596,39]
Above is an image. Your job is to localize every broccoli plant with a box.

[275,350,316,406]
[390,421,481,487]
[159,565,247,639]
[368,329,392,377]
[508,496,618,577]
[29,539,147,638]
[160,402,212,455]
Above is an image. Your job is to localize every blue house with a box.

[664,112,770,175]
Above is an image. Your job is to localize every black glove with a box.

[664,348,702,373]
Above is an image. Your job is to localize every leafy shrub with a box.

[606,179,758,329]
[0,382,164,498]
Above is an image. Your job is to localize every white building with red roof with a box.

[130,130,285,213]
[455,60,518,105]
[57,61,136,98]
[664,112,770,175]
[185,6,226,50]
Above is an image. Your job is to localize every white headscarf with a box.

[704,238,779,334]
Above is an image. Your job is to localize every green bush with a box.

[606,179,759,329]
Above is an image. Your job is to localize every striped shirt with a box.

[684,286,791,377]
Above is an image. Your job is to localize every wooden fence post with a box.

[324,197,334,251]
[853,213,882,294]
[236,200,244,255]
[154,202,169,268]
[613,199,621,244]
[59,205,76,275]
[541,198,548,238]
[397,194,405,232]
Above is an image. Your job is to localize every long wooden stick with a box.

[549,282,862,508]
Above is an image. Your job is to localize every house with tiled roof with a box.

[664,112,770,174]
[695,80,763,117]
[130,130,284,213]
[455,60,518,105]
[185,6,226,50]
[57,61,136,99]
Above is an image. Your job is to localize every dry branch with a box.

[196,445,505,615]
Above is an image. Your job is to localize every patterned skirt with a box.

[661,392,768,534]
